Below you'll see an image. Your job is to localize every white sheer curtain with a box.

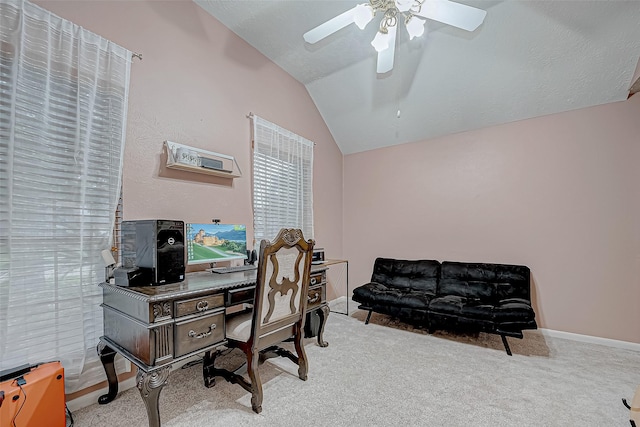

[0,0,131,392]
[252,115,314,244]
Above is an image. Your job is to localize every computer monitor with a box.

[186,223,248,265]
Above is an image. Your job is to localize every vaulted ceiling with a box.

[195,1,640,154]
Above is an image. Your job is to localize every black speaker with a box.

[304,309,321,338]
[121,219,185,285]
[245,249,257,265]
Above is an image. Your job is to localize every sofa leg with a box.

[364,310,373,325]
[501,335,512,356]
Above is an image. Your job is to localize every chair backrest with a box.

[250,228,315,348]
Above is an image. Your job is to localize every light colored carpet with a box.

[72,308,640,426]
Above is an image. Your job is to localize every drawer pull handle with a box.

[310,278,317,285]
[196,300,209,311]
[188,323,216,340]
[308,292,320,304]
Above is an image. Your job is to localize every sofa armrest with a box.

[353,281,384,298]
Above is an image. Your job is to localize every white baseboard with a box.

[66,375,138,413]
[66,353,203,413]
[538,328,640,352]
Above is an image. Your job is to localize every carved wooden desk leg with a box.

[97,342,119,404]
[136,366,170,427]
[316,305,330,347]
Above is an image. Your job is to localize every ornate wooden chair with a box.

[202,228,315,413]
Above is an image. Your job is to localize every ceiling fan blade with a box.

[303,6,358,44]
[414,0,487,32]
[376,25,397,74]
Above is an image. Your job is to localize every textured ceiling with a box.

[195,1,640,154]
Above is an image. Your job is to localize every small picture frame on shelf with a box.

[175,147,199,166]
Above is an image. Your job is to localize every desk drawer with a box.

[174,310,225,358]
[307,284,325,309]
[175,294,224,318]
[227,286,254,306]
[310,272,324,286]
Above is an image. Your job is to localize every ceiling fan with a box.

[303,0,487,74]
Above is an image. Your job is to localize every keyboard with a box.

[210,264,257,274]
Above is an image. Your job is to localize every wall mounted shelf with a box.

[164,141,242,179]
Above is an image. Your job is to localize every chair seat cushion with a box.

[225,311,252,342]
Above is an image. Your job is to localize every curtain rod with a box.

[132,52,142,61]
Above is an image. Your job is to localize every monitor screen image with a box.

[186,223,247,265]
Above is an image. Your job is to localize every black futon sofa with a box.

[352,258,537,355]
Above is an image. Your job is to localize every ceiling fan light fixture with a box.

[394,0,414,13]
[405,15,426,39]
[304,0,487,74]
[376,24,397,73]
[371,30,390,52]
[414,0,487,32]
[354,4,375,29]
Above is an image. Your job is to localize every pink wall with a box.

[32,1,640,342]
[35,1,344,278]
[345,95,640,343]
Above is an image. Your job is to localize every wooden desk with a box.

[97,267,329,427]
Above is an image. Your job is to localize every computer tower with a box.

[121,219,185,285]
[304,309,321,338]
[0,362,66,427]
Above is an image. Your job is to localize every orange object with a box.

[0,361,65,427]
[630,385,640,426]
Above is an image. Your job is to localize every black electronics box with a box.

[312,248,325,265]
[121,219,185,285]
[113,266,153,287]
[200,157,228,172]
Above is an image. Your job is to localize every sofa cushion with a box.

[371,258,440,294]
[437,280,496,302]
[439,262,531,303]
[493,298,536,323]
[429,295,494,321]
[353,282,432,310]
[495,278,530,301]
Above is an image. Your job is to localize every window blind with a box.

[252,115,314,245]
[0,0,131,392]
